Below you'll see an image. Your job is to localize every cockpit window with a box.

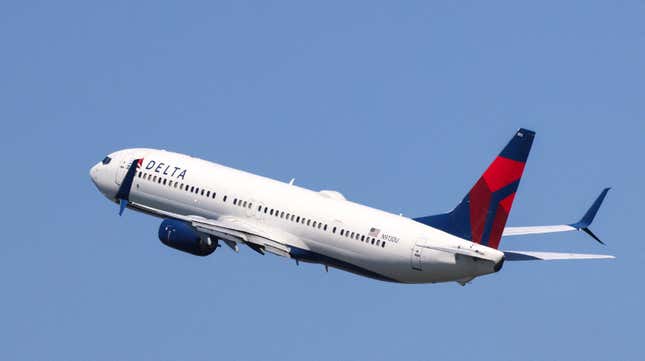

[102,156,112,165]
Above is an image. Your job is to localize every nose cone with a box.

[90,163,100,185]
[89,161,118,199]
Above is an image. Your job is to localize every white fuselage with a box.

[90,148,504,284]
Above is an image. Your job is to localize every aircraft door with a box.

[115,158,129,185]
[256,202,266,221]
[247,198,257,218]
[411,240,425,271]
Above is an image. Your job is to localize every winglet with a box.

[570,188,611,245]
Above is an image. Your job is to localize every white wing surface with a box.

[128,201,302,257]
[503,225,576,236]
[503,250,615,261]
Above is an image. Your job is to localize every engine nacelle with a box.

[158,219,218,256]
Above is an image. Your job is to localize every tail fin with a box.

[414,128,535,249]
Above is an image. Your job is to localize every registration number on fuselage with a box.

[381,234,399,243]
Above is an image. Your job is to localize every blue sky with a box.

[1,1,644,360]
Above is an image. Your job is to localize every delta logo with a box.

[143,159,188,180]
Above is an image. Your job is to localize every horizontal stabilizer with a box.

[503,188,610,245]
[504,250,615,261]
[503,225,576,236]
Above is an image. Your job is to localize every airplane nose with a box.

[90,163,100,184]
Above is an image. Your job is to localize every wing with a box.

[128,201,303,258]
[503,188,610,245]
[503,225,576,236]
[503,250,615,261]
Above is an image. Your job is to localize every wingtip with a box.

[582,227,605,246]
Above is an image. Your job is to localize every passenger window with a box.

[286,213,290,220]
[206,191,210,197]
[153,176,157,182]
[270,209,274,216]
[137,171,142,178]
[312,221,317,227]
[324,224,327,231]
[333,227,337,234]
[264,207,268,214]
[382,242,385,248]
[212,192,216,199]
[201,189,205,196]
[296,216,300,222]
[371,238,375,245]
[340,229,344,236]
[258,205,262,211]
[361,235,365,242]
[248,203,252,209]
[306,219,311,226]
[243,201,247,208]
[233,199,237,205]
[350,232,355,238]
[291,215,295,221]
[223,196,227,202]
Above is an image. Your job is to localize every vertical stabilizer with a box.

[414,129,535,249]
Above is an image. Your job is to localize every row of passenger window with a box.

[138,171,386,249]
[138,171,217,200]
[253,203,386,249]
[339,229,386,248]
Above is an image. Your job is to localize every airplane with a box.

[89,128,614,285]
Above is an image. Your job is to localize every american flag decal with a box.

[369,227,380,237]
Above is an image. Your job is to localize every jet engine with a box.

[158,219,218,256]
